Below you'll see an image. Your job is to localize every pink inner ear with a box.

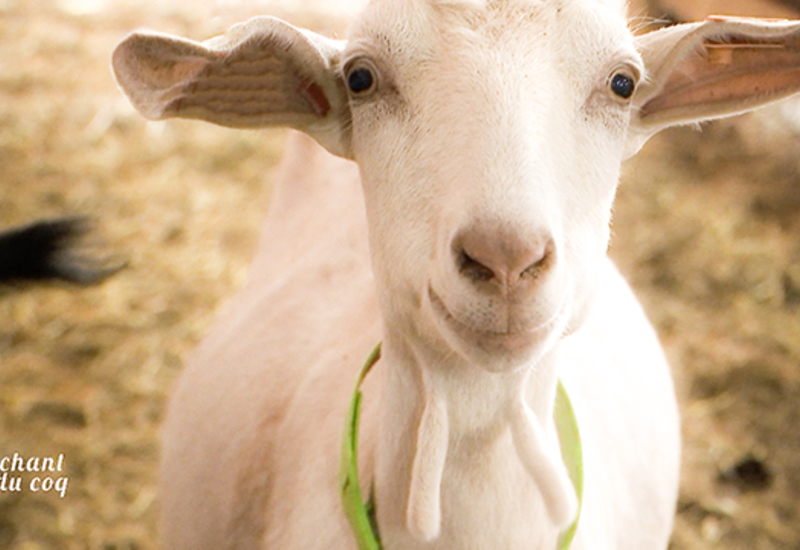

[640,32,800,121]
[298,78,331,117]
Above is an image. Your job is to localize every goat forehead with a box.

[350,0,634,83]
[347,0,637,173]
[355,0,628,31]
[352,0,550,47]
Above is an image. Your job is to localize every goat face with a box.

[344,1,639,370]
[112,0,800,372]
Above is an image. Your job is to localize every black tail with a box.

[0,217,123,285]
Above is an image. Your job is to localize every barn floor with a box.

[1,0,799,548]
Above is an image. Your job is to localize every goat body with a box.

[112,1,800,548]
[158,131,677,549]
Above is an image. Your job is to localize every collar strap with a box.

[340,343,584,550]
[340,343,382,550]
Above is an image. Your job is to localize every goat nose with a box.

[453,226,555,288]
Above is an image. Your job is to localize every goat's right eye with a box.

[609,71,636,100]
[346,66,376,95]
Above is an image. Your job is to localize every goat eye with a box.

[346,66,376,95]
[609,72,635,100]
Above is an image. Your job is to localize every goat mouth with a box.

[427,285,563,356]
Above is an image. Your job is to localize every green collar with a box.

[340,343,584,550]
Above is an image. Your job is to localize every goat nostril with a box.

[520,242,553,279]
[457,250,496,282]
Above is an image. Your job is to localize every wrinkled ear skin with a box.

[113,33,220,121]
[627,17,800,155]
[112,17,352,158]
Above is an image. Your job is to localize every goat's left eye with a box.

[346,63,377,96]
[609,72,636,100]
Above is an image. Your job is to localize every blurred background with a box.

[0,0,799,548]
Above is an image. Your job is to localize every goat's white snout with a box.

[428,215,568,368]
[453,222,555,295]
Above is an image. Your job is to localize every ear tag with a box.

[704,41,785,66]
[707,15,789,23]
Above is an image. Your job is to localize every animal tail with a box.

[0,217,124,285]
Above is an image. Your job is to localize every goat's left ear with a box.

[112,17,352,157]
[627,17,800,155]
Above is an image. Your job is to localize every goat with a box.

[0,217,121,285]
[112,1,800,548]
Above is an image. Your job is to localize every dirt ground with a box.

[0,1,799,549]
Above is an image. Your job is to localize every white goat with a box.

[112,1,800,548]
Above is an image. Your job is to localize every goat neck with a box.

[371,333,576,547]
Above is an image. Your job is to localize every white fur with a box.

[111,1,800,549]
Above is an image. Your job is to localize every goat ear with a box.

[112,17,351,157]
[627,16,800,155]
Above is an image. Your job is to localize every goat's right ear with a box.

[627,16,800,157]
[112,17,352,157]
